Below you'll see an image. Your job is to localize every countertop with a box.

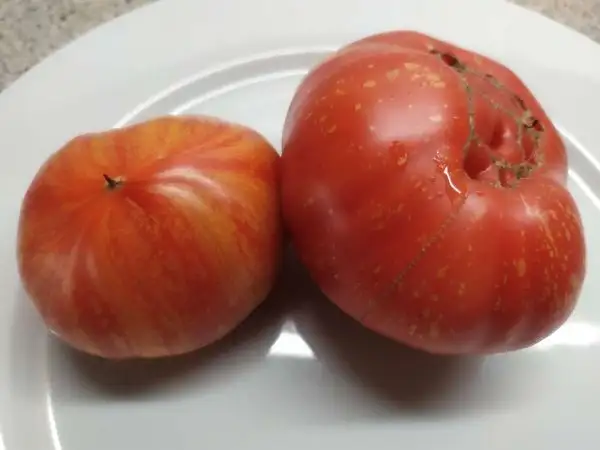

[1,0,600,92]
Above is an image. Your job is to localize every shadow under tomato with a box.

[287,252,486,415]
[44,255,300,401]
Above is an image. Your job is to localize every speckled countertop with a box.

[1,0,600,92]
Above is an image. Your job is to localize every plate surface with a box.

[2,0,600,449]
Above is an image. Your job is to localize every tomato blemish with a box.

[512,94,527,110]
[455,63,544,185]
[404,62,420,71]
[523,114,544,132]
[386,69,401,81]
[430,49,467,72]
[516,259,527,277]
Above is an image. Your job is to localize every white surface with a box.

[1,0,600,448]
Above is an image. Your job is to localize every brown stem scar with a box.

[428,47,546,188]
[103,174,123,190]
[363,46,550,322]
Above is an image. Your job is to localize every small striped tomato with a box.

[17,116,282,359]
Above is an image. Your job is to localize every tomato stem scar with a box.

[429,47,546,188]
[103,174,122,190]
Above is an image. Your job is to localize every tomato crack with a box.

[429,49,467,73]
[360,194,469,322]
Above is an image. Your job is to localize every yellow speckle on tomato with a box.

[516,258,527,277]
[363,80,377,88]
[437,266,448,278]
[386,69,400,81]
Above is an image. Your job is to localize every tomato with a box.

[281,31,586,354]
[17,116,282,359]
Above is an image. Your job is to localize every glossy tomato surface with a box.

[281,31,586,354]
[17,116,282,359]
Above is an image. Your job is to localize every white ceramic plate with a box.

[2,0,600,448]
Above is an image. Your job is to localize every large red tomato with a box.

[17,116,282,359]
[281,31,586,354]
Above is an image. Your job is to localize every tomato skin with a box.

[17,116,282,359]
[281,31,586,354]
